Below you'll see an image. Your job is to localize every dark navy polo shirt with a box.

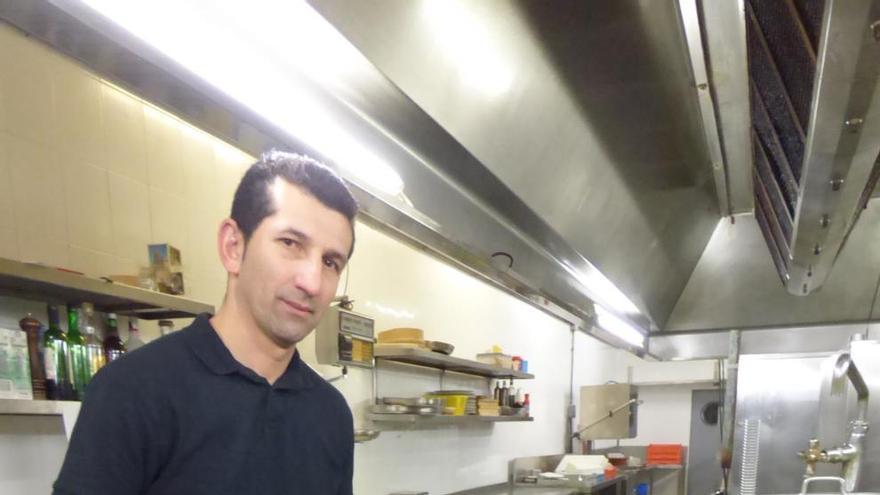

[54,314,354,495]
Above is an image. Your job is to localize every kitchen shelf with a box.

[373,346,534,379]
[367,413,533,425]
[0,399,78,416]
[0,257,214,319]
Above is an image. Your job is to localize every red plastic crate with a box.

[646,444,683,465]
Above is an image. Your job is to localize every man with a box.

[54,151,358,495]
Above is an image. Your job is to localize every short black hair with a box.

[230,150,358,256]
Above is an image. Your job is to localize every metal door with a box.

[688,389,724,495]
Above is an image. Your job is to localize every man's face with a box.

[235,179,353,348]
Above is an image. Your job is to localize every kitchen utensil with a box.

[370,404,410,414]
[476,352,513,369]
[428,389,474,395]
[425,340,454,355]
[426,393,470,415]
[382,397,439,407]
[554,455,607,476]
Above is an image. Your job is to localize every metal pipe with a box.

[830,352,869,421]
[572,398,642,439]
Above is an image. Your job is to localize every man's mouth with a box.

[280,298,314,316]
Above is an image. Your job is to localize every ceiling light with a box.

[82,0,405,197]
[595,306,646,348]
[422,0,513,97]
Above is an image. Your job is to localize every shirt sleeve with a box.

[339,435,354,495]
[53,361,166,495]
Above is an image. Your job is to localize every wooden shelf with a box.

[0,399,78,416]
[0,257,214,319]
[367,413,533,425]
[373,346,534,379]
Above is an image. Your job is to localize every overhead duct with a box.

[749,0,880,295]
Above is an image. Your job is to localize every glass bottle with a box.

[102,313,126,362]
[42,305,71,400]
[158,320,174,336]
[66,306,89,399]
[81,303,105,377]
[125,317,145,351]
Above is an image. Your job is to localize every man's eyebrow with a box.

[278,227,309,241]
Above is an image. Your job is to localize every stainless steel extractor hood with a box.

[748,0,880,295]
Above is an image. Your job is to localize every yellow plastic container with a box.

[427,394,469,416]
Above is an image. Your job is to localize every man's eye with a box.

[279,238,298,247]
[323,257,340,272]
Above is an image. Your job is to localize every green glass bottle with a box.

[42,305,71,400]
[103,313,126,363]
[81,303,106,378]
[66,306,89,400]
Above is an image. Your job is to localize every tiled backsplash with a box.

[0,24,253,314]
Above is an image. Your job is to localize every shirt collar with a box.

[184,314,322,392]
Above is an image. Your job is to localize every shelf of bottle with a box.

[0,257,214,319]
[367,413,533,425]
[373,346,534,379]
[0,398,79,416]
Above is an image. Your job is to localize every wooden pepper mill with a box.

[19,314,47,400]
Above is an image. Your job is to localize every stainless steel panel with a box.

[730,344,880,494]
[650,324,874,361]
[700,0,754,214]
[310,0,721,329]
[577,384,638,440]
[666,201,880,332]
[786,0,880,295]
[729,354,829,495]
[680,0,731,216]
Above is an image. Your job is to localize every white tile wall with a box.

[102,84,148,184]
[53,61,106,169]
[0,27,56,144]
[0,24,248,314]
[108,171,152,262]
[64,158,114,254]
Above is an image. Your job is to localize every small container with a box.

[476,352,513,369]
[512,355,522,371]
[603,464,618,479]
[158,320,175,336]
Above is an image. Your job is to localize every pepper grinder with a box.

[19,313,47,400]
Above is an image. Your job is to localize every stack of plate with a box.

[465,396,477,415]
[373,397,442,415]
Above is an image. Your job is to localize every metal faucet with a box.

[798,352,870,492]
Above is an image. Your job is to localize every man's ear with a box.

[218,219,245,275]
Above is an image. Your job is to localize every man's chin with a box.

[267,325,312,348]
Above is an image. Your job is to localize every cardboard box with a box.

[148,243,182,269]
[0,327,33,400]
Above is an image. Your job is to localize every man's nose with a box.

[293,256,322,297]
